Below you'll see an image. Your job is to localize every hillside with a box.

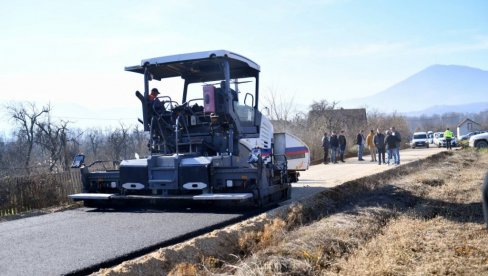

[404,101,488,117]
[343,65,488,113]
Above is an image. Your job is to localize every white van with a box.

[410,132,429,148]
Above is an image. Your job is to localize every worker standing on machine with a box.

[149,88,165,114]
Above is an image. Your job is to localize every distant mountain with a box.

[342,64,488,114]
[404,102,488,117]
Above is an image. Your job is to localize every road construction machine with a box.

[69,50,309,207]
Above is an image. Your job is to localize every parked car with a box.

[459,130,487,141]
[433,132,443,145]
[436,133,457,148]
[410,132,429,148]
[469,132,488,148]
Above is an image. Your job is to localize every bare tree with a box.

[35,110,70,172]
[309,99,341,133]
[6,102,49,173]
[63,128,83,171]
[367,110,409,147]
[129,125,149,158]
[418,114,438,131]
[263,87,297,132]
[86,128,104,159]
[107,124,130,161]
[474,110,488,129]
[309,99,339,112]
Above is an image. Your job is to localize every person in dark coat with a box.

[338,130,347,162]
[321,132,330,164]
[356,130,365,161]
[390,126,401,164]
[385,130,399,165]
[374,128,386,165]
[329,131,339,164]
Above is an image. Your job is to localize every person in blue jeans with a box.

[385,130,399,165]
[390,127,401,165]
[329,131,339,163]
[356,130,365,161]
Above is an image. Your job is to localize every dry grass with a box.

[334,216,488,275]
[212,150,488,275]
[327,150,488,275]
[96,149,488,275]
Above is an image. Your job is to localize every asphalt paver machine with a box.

[70,50,309,207]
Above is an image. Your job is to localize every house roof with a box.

[457,118,481,127]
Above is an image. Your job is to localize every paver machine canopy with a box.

[126,50,262,157]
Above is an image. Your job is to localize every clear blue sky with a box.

[1,0,487,133]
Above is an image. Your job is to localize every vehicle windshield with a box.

[414,134,427,139]
[187,77,257,125]
[148,76,257,114]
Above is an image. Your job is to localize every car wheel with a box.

[476,140,488,149]
[427,144,429,148]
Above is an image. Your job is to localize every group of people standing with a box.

[321,130,347,163]
[322,127,402,165]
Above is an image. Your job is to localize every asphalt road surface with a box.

[292,147,446,201]
[0,147,446,275]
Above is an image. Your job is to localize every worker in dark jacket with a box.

[374,128,386,165]
[321,132,330,164]
[356,130,365,161]
[338,130,347,162]
[390,127,402,165]
[149,88,165,115]
[385,130,399,165]
[329,131,339,164]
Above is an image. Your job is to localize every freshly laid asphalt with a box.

[0,147,446,275]
[0,206,250,275]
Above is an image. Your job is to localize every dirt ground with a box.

[97,149,488,275]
